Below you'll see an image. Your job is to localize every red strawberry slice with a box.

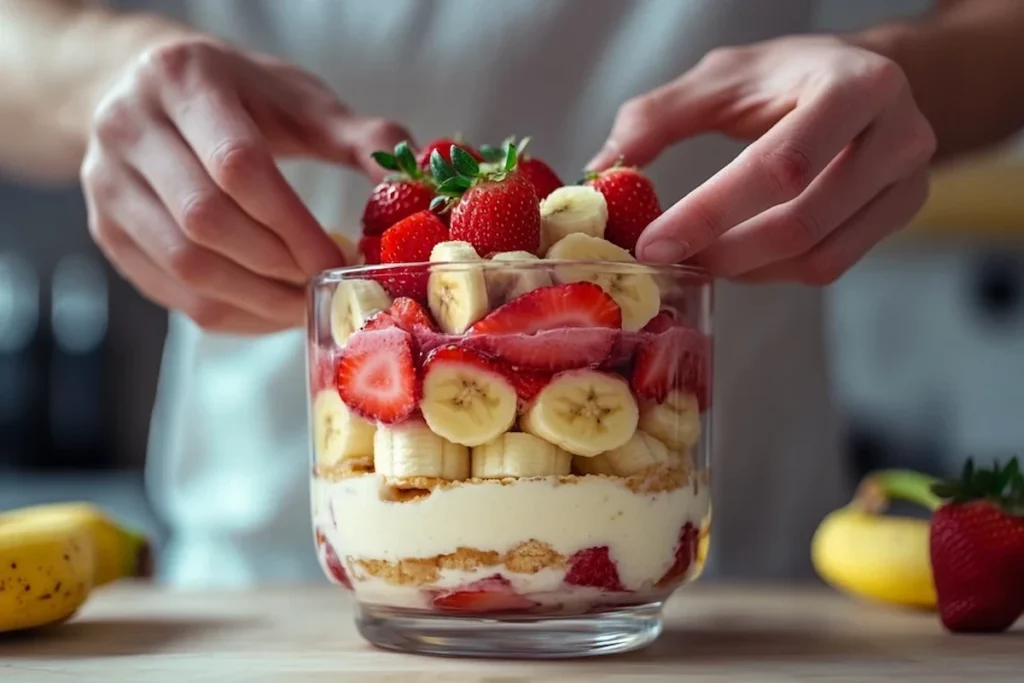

[309,352,337,393]
[656,522,700,587]
[504,368,552,404]
[389,297,438,333]
[359,235,382,265]
[361,180,435,237]
[335,327,420,423]
[317,529,353,590]
[585,166,662,253]
[431,574,537,613]
[471,282,622,334]
[466,327,618,373]
[631,322,712,409]
[564,546,625,591]
[518,156,563,200]
[378,210,449,301]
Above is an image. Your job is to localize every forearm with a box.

[0,0,189,183]
[851,0,1024,163]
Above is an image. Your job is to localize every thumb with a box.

[585,81,717,172]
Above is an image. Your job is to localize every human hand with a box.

[81,35,411,333]
[589,36,937,285]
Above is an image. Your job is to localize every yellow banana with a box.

[0,502,151,633]
[811,470,942,610]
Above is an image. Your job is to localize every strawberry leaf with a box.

[451,145,480,177]
[372,151,399,171]
[431,150,457,184]
[931,456,1024,512]
[394,141,419,178]
[478,144,504,163]
[437,175,472,195]
[503,142,518,173]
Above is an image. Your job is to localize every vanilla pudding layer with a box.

[312,471,710,603]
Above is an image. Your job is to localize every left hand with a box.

[588,35,937,285]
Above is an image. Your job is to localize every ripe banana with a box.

[521,369,638,457]
[572,430,677,477]
[485,251,553,308]
[312,388,376,470]
[546,233,660,331]
[427,241,490,334]
[419,351,518,447]
[539,185,608,253]
[374,420,471,480]
[472,432,572,478]
[330,278,392,346]
[0,502,151,633]
[638,390,702,453]
[811,470,943,610]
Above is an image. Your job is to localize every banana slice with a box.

[312,389,376,469]
[638,389,701,452]
[521,369,638,457]
[539,185,608,253]
[572,430,674,477]
[485,251,553,307]
[545,233,660,331]
[373,420,470,480]
[419,347,518,447]
[328,231,361,265]
[471,432,572,478]
[330,278,392,346]
[427,241,490,333]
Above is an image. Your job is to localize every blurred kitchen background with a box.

[1,0,1023,563]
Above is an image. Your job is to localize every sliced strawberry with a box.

[466,327,618,373]
[631,323,711,409]
[504,368,552,404]
[358,235,382,265]
[517,156,563,200]
[417,138,483,170]
[318,531,353,590]
[564,546,625,591]
[470,282,622,334]
[363,310,397,332]
[585,166,662,253]
[309,352,337,393]
[656,522,700,588]
[335,327,420,423]
[431,574,537,613]
[389,297,438,333]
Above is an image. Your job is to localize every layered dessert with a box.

[308,136,712,616]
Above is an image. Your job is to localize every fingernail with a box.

[640,239,689,264]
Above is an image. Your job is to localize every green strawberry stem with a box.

[428,141,520,213]
[930,456,1024,514]
[854,469,943,513]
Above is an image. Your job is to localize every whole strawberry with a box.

[378,210,449,301]
[929,457,1024,633]
[585,165,662,253]
[430,141,541,255]
[361,141,435,236]
[480,137,563,200]
[416,136,483,171]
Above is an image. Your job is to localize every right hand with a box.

[81,35,411,334]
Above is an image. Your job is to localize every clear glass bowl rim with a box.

[312,260,713,288]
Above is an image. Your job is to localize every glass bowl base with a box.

[356,601,664,659]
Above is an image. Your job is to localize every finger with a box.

[586,78,722,171]
[636,66,905,264]
[98,163,307,326]
[99,228,288,335]
[736,168,929,286]
[316,114,416,182]
[121,113,306,284]
[690,94,936,276]
[156,84,344,276]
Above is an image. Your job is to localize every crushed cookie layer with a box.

[349,540,565,586]
[316,465,708,503]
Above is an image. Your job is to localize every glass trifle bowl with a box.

[307,243,713,659]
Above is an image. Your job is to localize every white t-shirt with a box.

[133,0,847,586]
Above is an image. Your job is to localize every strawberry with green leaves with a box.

[416,136,484,170]
[479,136,563,200]
[928,457,1024,633]
[361,141,436,237]
[429,141,541,256]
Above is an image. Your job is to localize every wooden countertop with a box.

[1,582,1021,682]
